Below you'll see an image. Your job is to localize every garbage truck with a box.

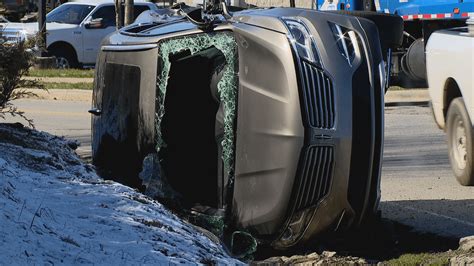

[316,0,474,88]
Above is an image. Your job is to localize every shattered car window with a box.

[155,32,238,178]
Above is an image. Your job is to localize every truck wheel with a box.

[49,47,78,69]
[446,98,474,186]
[363,0,375,11]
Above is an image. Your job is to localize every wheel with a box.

[363,0,375,11]
[446,98,474,186]
[49,47,78,69]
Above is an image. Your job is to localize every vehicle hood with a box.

[0,22,78,34]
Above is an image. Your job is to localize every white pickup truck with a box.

[427,18,474,186]
[0,0,158,68]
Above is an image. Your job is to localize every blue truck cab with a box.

[317,0,474,17]
[316,0,474,88]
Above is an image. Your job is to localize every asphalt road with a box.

[381,105,474,239]
[7,99,92,160]
[5,99,474,239]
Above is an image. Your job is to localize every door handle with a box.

[88,108,102,116]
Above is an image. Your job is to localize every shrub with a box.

[0,33,45,127]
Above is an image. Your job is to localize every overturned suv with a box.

[90,5,401,249]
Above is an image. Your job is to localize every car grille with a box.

[293,146,334,212]
[300,61,335,129]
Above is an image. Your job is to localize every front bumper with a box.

[271,14,385,248]
[0,28,27,43]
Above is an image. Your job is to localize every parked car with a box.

[0,0,158,68]
[90,5,402,249]
[427,18,474,186]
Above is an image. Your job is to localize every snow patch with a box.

[0,123,241,264]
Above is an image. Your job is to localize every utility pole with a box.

[38,0,47,56]
[124,0,134,26]
[290,0,295,7]
[115,0,123,29]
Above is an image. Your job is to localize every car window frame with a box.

[90,5,116,28]
[81,3,153,28]
[46,3,96,25]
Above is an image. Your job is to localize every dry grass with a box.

[41,82,92,90]
[28,69,94,78]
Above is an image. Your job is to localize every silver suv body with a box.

[91,6,394,249]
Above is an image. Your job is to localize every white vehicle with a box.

[0,0,158,68]
[427,18,474,186]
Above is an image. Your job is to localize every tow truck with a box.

[316,0,474,88]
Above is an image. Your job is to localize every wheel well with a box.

[444,78,462,118]
[47,41,78,60]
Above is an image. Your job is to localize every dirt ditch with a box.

[253,217,472,264]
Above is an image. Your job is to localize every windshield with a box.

[46,4,94,24]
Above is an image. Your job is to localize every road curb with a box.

[385,89,430,107]
[385,101,430,107]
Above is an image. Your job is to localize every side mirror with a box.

[85,18,104,29]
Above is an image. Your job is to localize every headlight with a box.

[17,30,28,42]
[272,207,316,249]
[282,17,322,66]
[329,23,360,67]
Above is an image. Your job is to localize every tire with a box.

[446,98,474,186]
[330,11,404,51]
[363,0,375,11]
[49,47,78,69]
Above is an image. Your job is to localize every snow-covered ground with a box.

[0,123,241,265]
